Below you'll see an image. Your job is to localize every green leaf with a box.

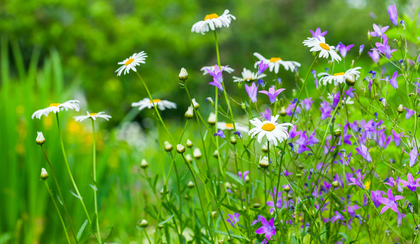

[56,195,63,206]
[225,172,243,186]
[77,220,91,243]
[158,214,175,226]
[89,184,98,191]
[69,188,82,200]
[103,226,113,243]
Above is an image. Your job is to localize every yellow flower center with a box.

[204,13,219,20]
[319,43,330,51]
[125,58,134,66]
[225,123,234,129]
[270,57,282,62]
[89,113,97,116]
[262,123,275,131]
[49,103,60,107]
[334,72,345,76]
[149,99,161,104]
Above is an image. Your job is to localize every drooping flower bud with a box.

[253,203,260,208]
[185,106,194,119]
[397,104,404,113]
[193,148,202,159]
[332,181,339,187]
[279,107,287,117]
[176,144,185,154]
[208,112,216,125]
[230,136,237,144]
[179,67,188,81]
[185,154,193,163]
[284,185,291,192]
[187,181,195,188]
[192,98,200,109]
[164,141,173,152]
[186,139,193,148]
[259,156,269,168]
[139,219,149,228]
[213,150,219,158]
[40,168,49,180]
[36,132,46,145]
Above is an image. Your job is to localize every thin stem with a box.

[56,113,91,224]
[91,119,102,243]
[45,180,72,244]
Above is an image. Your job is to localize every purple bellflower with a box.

[260,108,271,121]
[377,132,392,149]
[255,217,276,240]
[312,70,319,89]
[403,147,418,167]
[387,4,398,26]
[226,213,240,228]
[371,190,384,208]
[348,169,366,189]
[370,24,389,37]
[404,107,415,119]
[375,35,397,59]
[257,60,269,76]
[381,70,400,89]
[238,171,249,183]
[368,49,380,63]
[359,44,365,55]
[206,64,226,91]
[245,82,259,103]
[302,97,314,111]
[337,43,354,58]
[346,204,360,218]
[310,27,327,40]
[286,103,301,116]
[399,173,420,192]
[320,101,332,120]
[214,130,226,139]
[378,188,403,214]
[259,86,285,104]
[355,142,372,162]
[392,130,404,146]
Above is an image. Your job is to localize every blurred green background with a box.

[0,0,415,242]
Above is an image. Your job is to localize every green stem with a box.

[45,181,72,244]
[91,119,102,243]
[56,113,91,224]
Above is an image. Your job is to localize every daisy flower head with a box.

[217,122,249,133]
[201,65,234,75]
[191,9,236,35]
[115,51,147,76]
[302,36,342,62]
[233,68,266,83]
[74,111,112,122]
[253,52,301,74]
[249,115,292,146]
[32,100,80,119]
[132,98,177,111]
[318,67,361,86]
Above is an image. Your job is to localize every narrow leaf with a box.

[225,172,243,186]
[158,214,175,226]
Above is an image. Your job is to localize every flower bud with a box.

[160,188,169,195]
[213,150,219,158]
[185,154,193,163]
[261,144,268,153]
[140,159,149,169]
[176,144,185,154]
[367,30,371,41]
[208,112,216,125]
[192,98,200,109]
[259,156,269,168]
[225,182,232,189]
[332,180,339,188]
[284,185,291,192]
[139,219,149,228]
[36,132,46,145]
[186,139,193,148]
[40,168,49,180]
[295,173,302,178]
[158,224,164,229]
[230,136,237,145]
[193,148,202,159]
[279,107,287,117]
[334,130,342,137]
[345,76,356,86]
[298,164,304,170]
[179,67,188,81]
[397,104,404,113]
[164,141,173,152]
[211,211,217,218]
[187,181,195,188]
[205,97,214,107]
[253,203,260,208]
[287,193,293,200]
[185,106,194,119]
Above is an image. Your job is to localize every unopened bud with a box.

[287,193,293,200]
[176,144,185,154]
[367,30,372,41]
[345,76,356,86]
[298,164,305,170]
[186,139,193,148]
[279,107,287,117]
[334,130,342,137]
[230,136,237,144]
[296,173,302,178]
[160,188,169,195]
[397,104,404,113]
[205,97,214,107]
[185,154,193,163]
[185,106,194,119]
[262,144,268,153]
[284,185,291,192]
[193,148,202,159]
[192,98,200,109]
[213,150,219,158]
[225,182,232,189]
[208,112,216,125]
[36,132,46,145]
[253,203,260,208]
[332,180,339,187]
[140,159,149,169]
[211,211,217,218]
[40,168,49,180]
[164,141,173,152]
[187,181,195,188]
[179,67,188,81]
[158,224,164,229]
[139,219,149,228]
[259,156,269,168]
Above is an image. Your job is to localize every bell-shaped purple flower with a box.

[387,4,398,26]
[392,130,404,146]
[404,107,415,119]
[368,49,380,63]
[310,27,327,40]
[399,173,420,192]
[302,97,313,111]
[214,130,226,139]
[206,64,226,91]
[378,188,403,214]
[320,101,332,120]
[337,43,355,58]
[255,217,276,240]
[226,213,240,227]
[370,24,389,37]
[259,86,285,104]
[355,143,372,162]
[238,171,249,183]
[245,82,259,103]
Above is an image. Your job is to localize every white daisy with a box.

[327,93,354,105]
[302,36,342,62]
[253,52,301,74]
[232,68,266,83]
[249,115,292,146]
[318,67,361,86]
[132,98,177,111]
[74,111,112,122]
[191,9,236,35]
[201,65,234,75]
[32,100,80,119]
[115,51,147,76]
[217,122,249,133]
